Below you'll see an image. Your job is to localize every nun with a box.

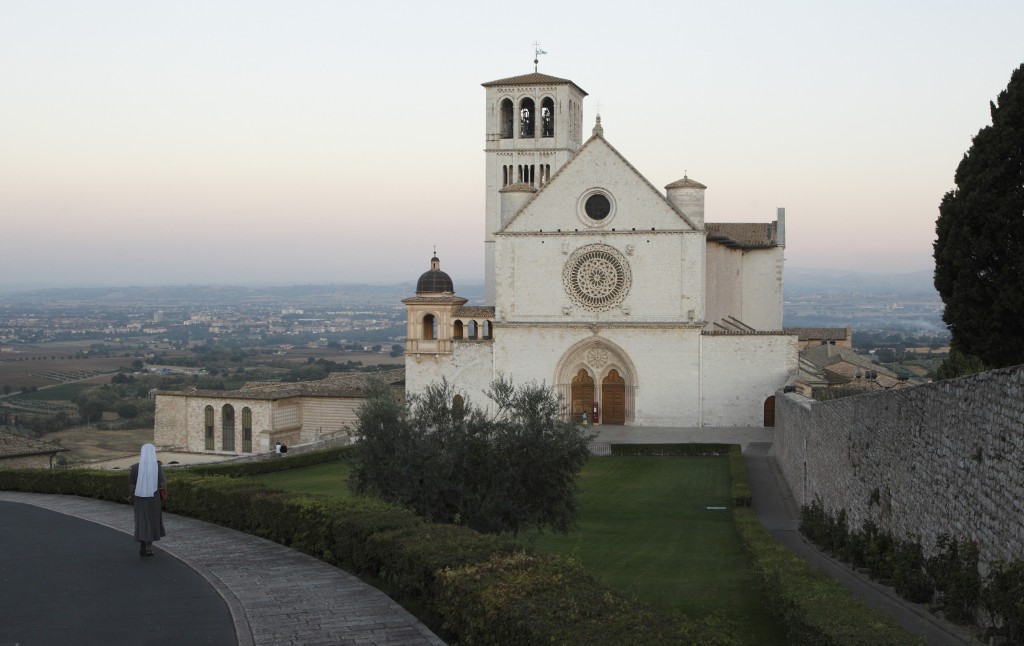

[128,443,167,556]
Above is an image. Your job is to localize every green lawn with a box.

[527,456,786,645]
[248,460,355,498]
[245,455,786,644]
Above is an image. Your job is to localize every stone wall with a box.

[773,365,1024,566]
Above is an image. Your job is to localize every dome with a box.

[416,255,455,294]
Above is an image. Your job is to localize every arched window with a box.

[452,394,465,420]
[482,320,492,340]
[500,98,514,138]
[519,98,535,137]
[422,314,437,340]
[453,320,464,339]
[204,405,214,450]
[242,407,252,453]
[468,320,478,340]
[541,97,554,137]
[222,405,235,451]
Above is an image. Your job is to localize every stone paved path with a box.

[0,491,444,646]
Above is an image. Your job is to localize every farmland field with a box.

[40,426,154,462]
[0,342,136,390]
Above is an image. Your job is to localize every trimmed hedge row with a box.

[184,445,354,477]
[733,508,917,645]
[728,446,752,507]
[435,552,729,645]
[728,475,918,646]
[0,452,728,645]
[610,442,733,456]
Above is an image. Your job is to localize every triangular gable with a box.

[500,134,700,233]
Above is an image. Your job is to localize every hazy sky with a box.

[2,2,1022,288]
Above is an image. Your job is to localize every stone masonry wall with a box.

[774,365,1024,566]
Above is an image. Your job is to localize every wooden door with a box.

[602,369,626,425]
[571,369,594,422]
[763,396,776,427]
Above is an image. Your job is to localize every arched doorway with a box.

[602,369,626,425]
[763,396,776,427]
[570,369,594,423]
[556,338,637,426]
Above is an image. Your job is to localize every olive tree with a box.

[350,376,591,535]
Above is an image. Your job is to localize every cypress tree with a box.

[934,63,1024,368]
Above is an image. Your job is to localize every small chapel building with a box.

[403,71,798,427]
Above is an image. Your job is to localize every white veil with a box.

[134,443,159,497]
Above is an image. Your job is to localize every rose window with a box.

[563,245,631,311]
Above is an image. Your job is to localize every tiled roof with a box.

[801,344,897,378]
[156,368,405,401]
[454,306,496,317]
[482,73,587,96]
[785,327,851,341]
[706,222,778,248]
[499,183,538,193]
[401,295,468,305]
[0,429,68,458]
[665,177,707,189]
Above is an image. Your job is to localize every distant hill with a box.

[0,281,487,308]
[785,268,937,297]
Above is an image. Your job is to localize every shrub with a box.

[891,538,934,603]
[434,552,734,645]
[981,559,1024,642]
[350,377,590,535]
[735,507,915,645]
[926,533,981,624]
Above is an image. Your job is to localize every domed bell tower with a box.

[402,254,466,355]
[481,70,587,304]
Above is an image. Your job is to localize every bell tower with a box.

[481,71,587,304]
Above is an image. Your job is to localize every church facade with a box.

[403,72,797,427]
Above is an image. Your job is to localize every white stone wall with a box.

[273,402,300,430]
[700,333,797,426]
[705,243,743,325]
[705,245,783,330]
[298,398,362,441]
[773,366,1024,566]
[493,326,706,426]
[0,454,59,468]
[154,394,188,449]
[154,394,273,454]
[405,341,496,404]
[740,248,784,329]
[496,232,704,323]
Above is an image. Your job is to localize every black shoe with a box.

[145,549,154,556]
[139,543,146,557]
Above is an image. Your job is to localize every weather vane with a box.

[533,42,547,72]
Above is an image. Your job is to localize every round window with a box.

[562,244,631,312]
[584,194,611,220]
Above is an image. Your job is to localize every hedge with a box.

[1,445,918,645]
[0,450,730,645]
[610,443,733,457]
[733,506,918,645]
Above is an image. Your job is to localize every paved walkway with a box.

[2,426,976,645]
[0,491,443,646]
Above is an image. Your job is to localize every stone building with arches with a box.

[152,369,404,454]
[403,71,797,427]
